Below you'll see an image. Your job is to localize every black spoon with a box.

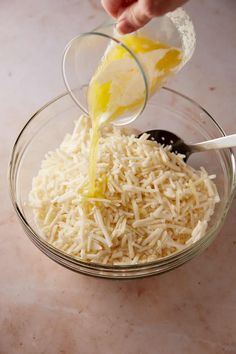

[138,130,236,162]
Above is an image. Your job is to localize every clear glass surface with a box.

[62,30,148,126]
[62,8,195,126]
[8,88,236,279]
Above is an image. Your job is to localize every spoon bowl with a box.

[138,129,191,161]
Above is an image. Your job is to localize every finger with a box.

[117,0,188,34]
[117,1,151,34]
[142,0,188,17]
[101,0,123,18]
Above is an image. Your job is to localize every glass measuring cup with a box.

[63,30,148,125]
[62,7,196,125]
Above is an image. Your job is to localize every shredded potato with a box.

[29,116,219,265]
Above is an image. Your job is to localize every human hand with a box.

[101,0,188,34]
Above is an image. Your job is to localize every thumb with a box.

[117,1,151,34]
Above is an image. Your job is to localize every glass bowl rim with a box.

[8,87,236,272]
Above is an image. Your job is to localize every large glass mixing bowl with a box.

[8,88,236,279]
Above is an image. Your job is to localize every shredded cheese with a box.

[29,115,220,265]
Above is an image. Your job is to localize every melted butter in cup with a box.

[63,8,195,126]
[87,33,184,128]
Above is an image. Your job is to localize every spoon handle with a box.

[190,134,236,152]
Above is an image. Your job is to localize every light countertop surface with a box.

[1,1,236,353]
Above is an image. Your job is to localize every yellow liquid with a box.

[87,34,182,197]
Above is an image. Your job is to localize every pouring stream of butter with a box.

[86,34,182,197]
